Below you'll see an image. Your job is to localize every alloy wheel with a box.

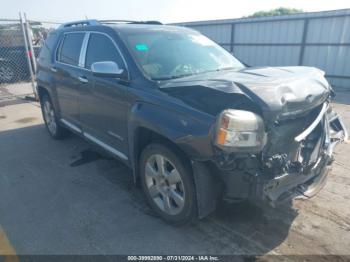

[144,154,186,215]
[43,100,57,135]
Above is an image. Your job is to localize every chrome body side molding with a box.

[61,119,82,133]
[60,118,128,161]
[107,130,124,141]
[83,132,128,161]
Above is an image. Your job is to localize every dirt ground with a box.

[0,83,349,257]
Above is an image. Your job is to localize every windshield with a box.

[121,28,245,80]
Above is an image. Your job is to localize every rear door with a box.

[54,32,87,128]
[78,32,129,157]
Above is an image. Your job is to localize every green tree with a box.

[248,7,303,18]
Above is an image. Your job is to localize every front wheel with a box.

[139,143,197,225]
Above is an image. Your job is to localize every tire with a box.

[0,62,16,83]
[41,94,69,139]
[139,143,197,225]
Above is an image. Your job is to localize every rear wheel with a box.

[140,143,197,225]
[41,94,69,139]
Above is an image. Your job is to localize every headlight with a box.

[215,109,266,152]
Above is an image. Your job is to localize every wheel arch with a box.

[131,125,221,219]
[37,85,50,101]
[130,126,191,183]
[37,85,61,119]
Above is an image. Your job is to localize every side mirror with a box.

[91,61,126,79]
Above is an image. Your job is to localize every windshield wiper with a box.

[152,73,194,81]
[217,67,237,71]
[152,67,239,81]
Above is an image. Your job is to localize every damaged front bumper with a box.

[256,153,331,206]
[253,107,348,206]
[192,104,347,218]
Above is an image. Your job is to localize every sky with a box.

[1,0,350,24]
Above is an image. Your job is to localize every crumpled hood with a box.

[159,66,331,121]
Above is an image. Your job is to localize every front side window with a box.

[120,29,244,80]
[85,33,123,70]
[58,33,85,66]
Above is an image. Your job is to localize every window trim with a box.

[54,30,129,81]
[55,31,86,68]
[79,33,90,67]
[82,31,129,78]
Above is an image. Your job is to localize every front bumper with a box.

[192,106,347,218]
[218,107,347,207]
[254,153,331,206]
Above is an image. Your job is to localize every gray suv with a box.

[36,19,348,224]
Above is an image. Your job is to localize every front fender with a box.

[128,102,222,218]
[128,101,215,157]
[127,101,215,178]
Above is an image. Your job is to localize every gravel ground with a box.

[0,83,349,257]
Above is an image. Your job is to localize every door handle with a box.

[50,67,57,73]
[78,76,88,83]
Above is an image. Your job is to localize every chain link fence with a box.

[0,15,61,101]
[0,19,31,84]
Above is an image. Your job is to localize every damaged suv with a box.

[37,20,348,224]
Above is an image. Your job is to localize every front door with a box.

[78,32,129,156]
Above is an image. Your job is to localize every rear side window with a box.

[57,33,85,66]
[85,33,124,70]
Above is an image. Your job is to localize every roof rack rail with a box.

[57,19,163,30]
[131,21,163,25]
[58,19,100,29]
[99,20,162,25]
[99,19,137,24]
